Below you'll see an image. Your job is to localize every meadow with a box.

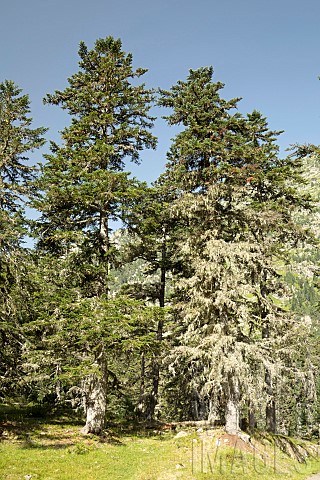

[1,405,320,480]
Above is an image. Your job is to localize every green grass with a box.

[1,405,320,479]
[0,439,181,480]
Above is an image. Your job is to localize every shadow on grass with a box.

[0,403,173,451]
[0,403,90,449]
[1,422,125,449]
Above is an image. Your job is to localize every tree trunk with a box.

[146,237,166,421]
[55,364,62,402]
[81,348,107,435]
[265,368,276,433]
[263,321,276,433]
[81,208,109,434]
[208,399,218,424]
[136,352,147,417]
[260,269,276,433]
[248,406,256,432]
[99,208,109,295]
[225,376,240,434]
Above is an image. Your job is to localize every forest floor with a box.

[1,404,320,479]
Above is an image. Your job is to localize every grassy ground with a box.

[1,405,320,480]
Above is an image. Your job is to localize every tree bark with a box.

[136,352,146,417]
[81,207,109,434]
[265,368,276,433]
[225,376,240,434]
[81,347,107,435]
[263,321,276,433]
[248,405,256,432]
[99,208,109,294]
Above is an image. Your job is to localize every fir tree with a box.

[117,179,182,419]
[24,252,158,421]
[0,80,46,397]
[33,37,157,434]
[282,149,320,435]
[160,67,310,433]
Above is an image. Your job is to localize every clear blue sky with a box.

[1,0,320,183]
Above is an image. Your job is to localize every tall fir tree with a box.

[159,67,310,433]
[33,37,157,434]
[0,80,46,397]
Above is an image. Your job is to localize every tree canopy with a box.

[0,38,319,439]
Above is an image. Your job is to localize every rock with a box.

[238,432,251,443]
[174,431,189,438]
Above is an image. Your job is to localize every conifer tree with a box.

[24,252,158,420]
[33,37,157,434]
[282,149,320,435]
[0,80,46,397]
[160,68,310,433]
[118,179,182,419]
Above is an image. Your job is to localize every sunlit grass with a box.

[0,434,185,480]
[1,405,320,479]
